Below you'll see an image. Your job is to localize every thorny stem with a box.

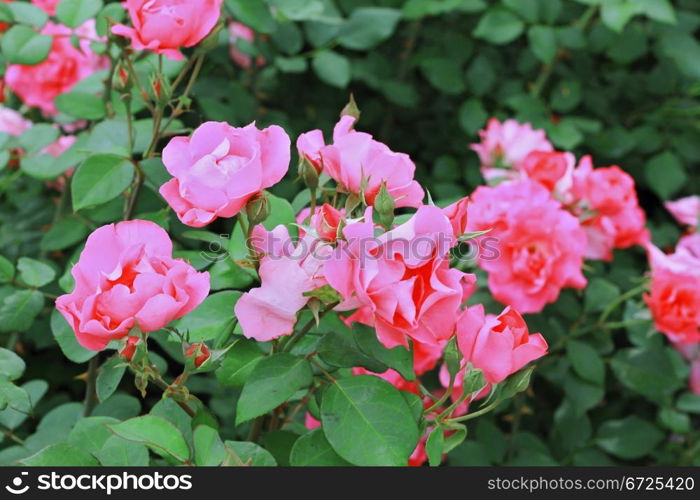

[446,398,501,424]
[149,375,197,417]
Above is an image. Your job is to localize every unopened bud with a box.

[119,336,141,362]
[246,192,270,227]
[196,20,224,53]
[185,342,211,368]
[299,157,319,191]
[373,182,395,230]
[340,93,361,122]
[149,74,171,107]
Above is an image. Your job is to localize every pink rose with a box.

[55,220,210,351]
[0,106,31,137]
[471,118,553,182]
[645,244,700,344]
[442,197,469,238]
[677,233,700,260]
[666,195,700,228]
[228,22,264,69]
[325,205,475,348]
[5,21,107,115]
[31,0,59,15]
[521,150,572,192]
[234,224,331,342]
[571,158,649,260]
[112,0,223,61]
[159,121,290,227]
[297,116,424,208]
[457,304,548,384]
[467,180,587,313]
[296,203,344,243]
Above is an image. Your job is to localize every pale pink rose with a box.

[31,0,59,15]
[112,0,223,61]
[471,118,553,182]
[442,197,469,239]
[677,233,700,260]
[467,180,587,313]
[234,224,331,342]
[5,21,107,115]
[456,304,548,384]
[645,244,700,344]
[297,116,424,208]
[160,121,290,227]
[325,206,474,348]
[55,220,210,351]
[228,22,264,68]
[0,106,31,137]
[666,195,700,228]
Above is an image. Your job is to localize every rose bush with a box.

[0,0,698,468]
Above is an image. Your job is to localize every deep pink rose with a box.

[31,0,59,15]
[0,105,31,136]
[468,180,587,313]
[471,118,553,182]
[55,220,210,351]
[112,0,223,60]
[521,150,572,192]
[572,157,649,260]
[235,224,331,342]
[325,206,475,348]
[442,197,469,238]
[228,22,264,68]
[5,21,107,115]
[297,116,424,208]
[457,304,548,384]
[160,121,290,227]
[666,195,700,228]
[296,203,344,243]
[645,244,700,344]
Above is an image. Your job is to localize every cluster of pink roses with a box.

[468,119,649,313]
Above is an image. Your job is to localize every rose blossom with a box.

[228,22,264,68]
[31,0,59,15]
[234,224,331,342]
[666,195,700,228]
[56,220,210,351]
[442,197,469,238]
[296,203,344,242]
[112,0,223,61]
[297,116,424,208]
[571,156,649,260]
[467,180,587,313]
[645,244,700,344]
[324,206,475,348]
[5,21,107,115]
[160,121,290,227]
[0,106,31,137]
[471,118,553,182]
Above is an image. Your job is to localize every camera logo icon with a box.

[5,472,29,495]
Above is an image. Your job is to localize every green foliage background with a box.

[0,0,699,466]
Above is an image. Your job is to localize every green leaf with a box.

[338,8,401,50]
[0,379,47,429]
[636,0,675,24]
[236,353,313,424]
[7,2,48,27]
[473,7,524,45]
[224,0,276,34]
[312,51,351,88]
[321,375,420,465]
[551,79,582,113]
[658,407,690,434]
[566,340,605,385]
[96,355,126,402]
[318,330,387,373]
[55,92,106,120]
[596,416,664,459]
[17,257,55,288]
[352,325,415,381]
[193,425,227,466]
[96,435,150,466]
[215,339,265,388]
[0,290,44,333]
[50,310,96,363]
[56,0,103,28]
[610,346,685,401]
[644,151,686,199]
[18,124,59,154]
[528,25,557,63]
[174,290,241,342]
[0,255,14,283]
[109,415,190,463]
[426,426,445,466]
[40,217,89,251]
[504,0,539,22]
[0,348,25,381]
[677,392,700,414]
[224,441,277,466]
[67,416,119,455]
[1,25,52,65]
[420,58,465,95]
[21,443,99,466]
[601,0,639,33]
[72,154,135,211]
[290,428,352,466]
[458,99,487,136]
[584,278,620,313]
